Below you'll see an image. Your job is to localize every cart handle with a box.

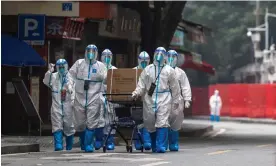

[103,93,132,96]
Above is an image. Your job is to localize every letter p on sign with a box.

[24,18,38,37]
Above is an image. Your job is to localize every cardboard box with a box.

[106,68,142,101]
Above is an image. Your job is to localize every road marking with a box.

[130,158,164,162]
[256,144,273,148]
[207,150,232,155]
[209,128,226,138]
[42,153,163,163]
[1,153,29,157]
[140,161,170,166]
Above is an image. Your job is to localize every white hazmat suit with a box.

[43,59,75,151]
[95,49,118,151]
[69,44,107,152]
[165,50,192,151]
[209,90,222,122]
[132,47,181,153]
[132,51,152,151]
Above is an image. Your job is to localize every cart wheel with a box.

[141,146,144,152]
[129,146,133,153]
[126,146,129,152]
[103,146,106,153]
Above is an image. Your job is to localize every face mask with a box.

[140,61,148,69]
[87,53,94,60]
[168,57,174,65]
[105,57,111,65]
[59,68,65,75]
[155,54,163,62]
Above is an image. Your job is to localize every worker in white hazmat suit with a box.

[209,90,222,122]
[132,51,152,151]
[132,47,181,153]
[69,44,107,153]
[43,59,75,151]
[165,50,192,151]
[95,49,118,151]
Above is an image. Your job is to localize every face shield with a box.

[101,49,113,67]
[154,47,166,63]
[138,51,150,69]
[166,50,178,68]
[85,45,98,61]
[56,59,68,76]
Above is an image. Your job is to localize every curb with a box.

[1,144,40,154]
[189,116,276,125]
[179,125,213,137]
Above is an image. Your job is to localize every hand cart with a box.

[102,93,144,153]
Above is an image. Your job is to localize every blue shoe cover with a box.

[210,115,215,121]
[84,128,95,152]
[142,128,152,150]
[66,135,74,150]
[79,131,85,150]
[216,115,220,122]
[156,128,168,153]
[95,127,104,150]
[134,129,142,150]
[169,129,179,151]
[106,135,115,150]
[150,132,157,153]
[53,131,63,151]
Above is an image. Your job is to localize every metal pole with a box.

[265,8,269,50]
[47,40,51,64]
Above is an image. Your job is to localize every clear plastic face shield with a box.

[138,51,150,69]
[85,45,98,61]
[101,49,113,67]
[166,50,178,68]
[154,47,166,63]
[56,59,68,76]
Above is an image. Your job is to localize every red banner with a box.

[62,18,85,40]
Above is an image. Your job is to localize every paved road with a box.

[2,120,276,166]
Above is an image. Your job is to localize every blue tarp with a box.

[1,34,46,67]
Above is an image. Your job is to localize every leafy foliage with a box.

[183,1,276,84]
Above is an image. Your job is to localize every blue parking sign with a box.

[18,14,45,45]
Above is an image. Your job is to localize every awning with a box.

[178,19,212,44]
[171,46,216,75]
[1,34,46,67]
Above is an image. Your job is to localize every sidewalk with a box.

[1,120,213,154]
[189,116,276,125]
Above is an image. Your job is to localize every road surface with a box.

[2,120,276,166]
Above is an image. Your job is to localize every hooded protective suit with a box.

[132,51,152,151]
[94,49,118,151]
[209,90,222,122]
[132,47,181,153]
[43,59,75,151]
[165,50,192,151]
[69,44,107,152]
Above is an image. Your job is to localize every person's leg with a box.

[141,127,152,150]
[51,108,64,151]
[85,99,102,152]
[134,127,142,150]
[155,103,171,153]
[65,134,74,150]
[95,127,104,150]
[168,129,179,151]
[150,131,157,153]
[73,104,86,150]
[156,128,168,153]
[53,130,63,151]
